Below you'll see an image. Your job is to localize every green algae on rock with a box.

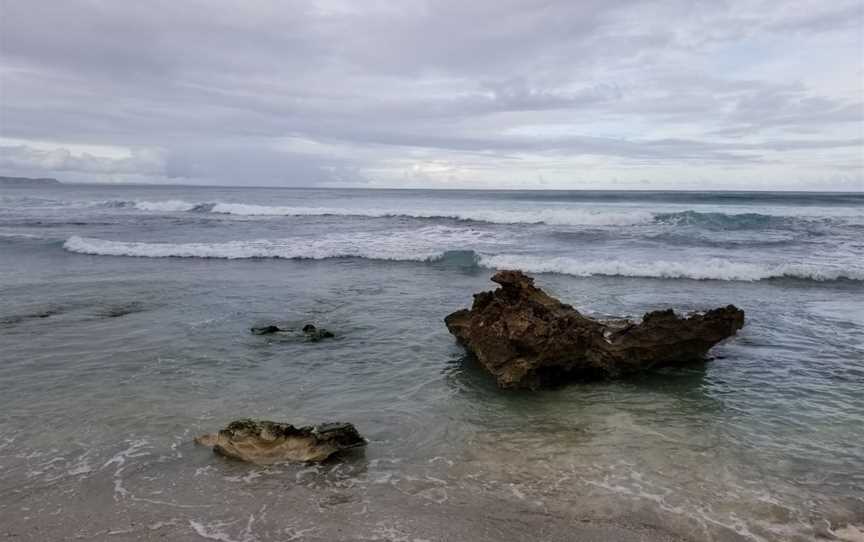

[195,419,366,464]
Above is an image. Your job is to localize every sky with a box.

[0,0,862,190]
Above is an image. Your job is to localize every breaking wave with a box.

[653,210,812,230]
[478,254,864,282]
[0,232,46,240]
[87,198,855,230]
[63,235,863,282]
[63,235,449,262]
[96,199,198,212]
[93,199,656,226]
[62,226,496,263]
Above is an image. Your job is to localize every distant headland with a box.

[0,176,61,186]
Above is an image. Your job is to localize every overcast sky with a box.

[1,0,862,190]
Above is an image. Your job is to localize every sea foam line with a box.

[95,199,655,226]
[92,198,862,228]
[477,254,864,282]
[63,236,438,261]
[206,203,656,226]
[62,226,493,262]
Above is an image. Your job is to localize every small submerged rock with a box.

[97,301,145,318]
[0,305,65,326]
[302,324,335,342]
[195,419,366,464]
[250,325,283,335]
[445,270,745,389]
[250,323,336,341]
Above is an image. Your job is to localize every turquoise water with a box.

[1,185,863,541]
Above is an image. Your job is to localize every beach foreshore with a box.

[2,488,692,542]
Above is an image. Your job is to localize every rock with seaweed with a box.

[445,270,745,389]
[195,419,366,463]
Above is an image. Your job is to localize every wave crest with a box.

[62,227,495,262]
[207,203,656,226]
[90,199,656,226]
[478,254,864,282]
[63,235,863,282]
[654,210,800,230]
[95,200,198,212]
[88,198,858,230]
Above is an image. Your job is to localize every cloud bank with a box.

[1,0,862,189]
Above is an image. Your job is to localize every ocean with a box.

[1,184,862,541]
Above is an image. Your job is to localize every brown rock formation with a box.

[445,270,745,389]
[195,419,366,463]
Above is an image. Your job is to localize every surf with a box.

[62,235,864,283]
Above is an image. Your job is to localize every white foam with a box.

[133,200,199,212]
[67,457,94,476]
[189,514,257,542]
[478,254,864,282]
[63,226,495,262]
[102,439,151,470]
[91,199,200,212]
[88,196,864,228]
[208,202,655,226]
[95,198,655,226]
[188,520,243,542]
[0,232,45,240]
[62,234,863,282]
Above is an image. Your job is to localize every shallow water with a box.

[1,185,863,541]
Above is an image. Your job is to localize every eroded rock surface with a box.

[195,419,366,463]
[445,270,745,389]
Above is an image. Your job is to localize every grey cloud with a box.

[0,145,166,176]
[0,142,362,186]
[729,90,863,128]
[0,0,862,187]
[162,143,366,186]
[769,3,864,33]
[303,128,862,161]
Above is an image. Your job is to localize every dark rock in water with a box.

[303,324,335,341]
[250,324,335,340]
[194,419,366,463]
[0,305,65,326]
[251,325,284,335]
[97,301,145,318]
[445,270,745,389]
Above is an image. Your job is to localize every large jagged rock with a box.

[195,419,366,464]
[445,270,745,389]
